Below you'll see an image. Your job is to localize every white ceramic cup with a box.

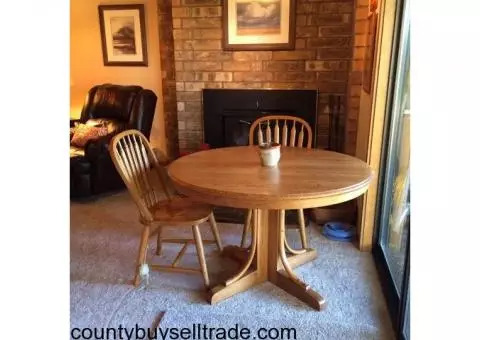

[258,143,281,167]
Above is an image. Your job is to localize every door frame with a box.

[372,0,410,335]
[355,0,402,251]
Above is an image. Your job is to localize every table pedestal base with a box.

[208,209,325,311]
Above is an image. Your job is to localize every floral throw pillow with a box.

[71,123,108,148]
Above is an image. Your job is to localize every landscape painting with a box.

[236,0,281,35]
[223,0,296,50]
[98,4,148,66]
[110,16,136,55]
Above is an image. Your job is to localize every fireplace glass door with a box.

[223,115,255,147]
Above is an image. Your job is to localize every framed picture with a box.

[362,12,378,93]
[98,4,148,66]
[223,0,296,51]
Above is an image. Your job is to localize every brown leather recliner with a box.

[70,84,157,199]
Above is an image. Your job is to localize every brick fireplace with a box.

[156,0,371,158]
[155,0,369,224]
[166,0,357,155]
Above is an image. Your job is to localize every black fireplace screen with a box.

[202,89,344,151]
[203,89,318,148]
[223,110,302,147]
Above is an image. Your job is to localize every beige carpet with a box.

[70,191,394,339]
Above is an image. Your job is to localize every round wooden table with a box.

[168,146,373,310]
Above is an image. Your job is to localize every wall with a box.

[157,0,180,158]
[70,0,166,152]
[345,0,370,156]
[354,0,380,162]
[170,0,356,152]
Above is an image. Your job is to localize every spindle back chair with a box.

[249,115,313,148]
[110,130,174,221]
[109,130,223,287]
[242,116,311,252]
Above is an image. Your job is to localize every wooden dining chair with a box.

[241,115,313,254]
[109,130,223,288]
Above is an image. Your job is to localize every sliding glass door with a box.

[373,0,410,338]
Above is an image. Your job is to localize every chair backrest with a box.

[249,115,313,149]
[109,130,173,222]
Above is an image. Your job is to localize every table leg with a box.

[271,270,325,310]
[208,209,324,310]
[209,271,260,304]
[270,210,325,310]
[285,249,318,270]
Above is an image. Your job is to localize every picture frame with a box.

[223,0,296,51]
[98,4,148,66]
[362,12,378,93]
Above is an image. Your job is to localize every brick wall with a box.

[158,0,180,158]
[171,0,357,153]
[346,0,370,155]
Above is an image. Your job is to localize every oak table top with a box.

[168,146,373,311]
[168,146,373,210]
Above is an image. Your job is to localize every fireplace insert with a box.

[203,89,318,149]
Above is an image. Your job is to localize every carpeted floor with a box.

[71,192,394,339]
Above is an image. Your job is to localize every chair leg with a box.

[240,209,252,248]
[208,213,223,251]
[134,225,150,287]
[192,225,210,287]
[156,225,163,256]
[297,209,308,249]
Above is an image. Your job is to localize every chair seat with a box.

[150,196,213,226]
